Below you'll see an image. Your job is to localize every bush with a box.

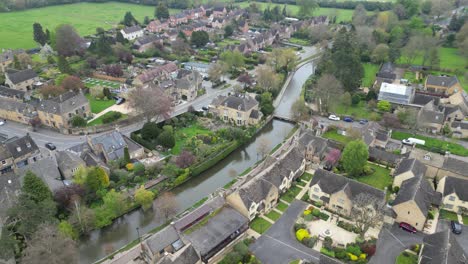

[427,211,434,220]
[338,221,360,234]
[133,163,145,175]
[347,253,358,261]
[294,223,307,231]
[359,253,367,260]
[412,244,420,253]
[346,245,362,256]
[320,247,335,258]
[319,212,330,221]
[362,165,374,175]
[102,111,122,124]
[190,141,239,176]
[304,214,314,221]
[302,236,317,248]
[303,209,311,215]
[157,130,175,149]
[71,115,87,127]
[312,208,320,217]
[295,229,310,242]
[323,237,333,250]
[393,186,400,193]
[361,244,376,257]
[335,249,347,260]
[126,163,134,171]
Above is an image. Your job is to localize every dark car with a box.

[343,117,353,122]
[399,222,417,233]
[115,97,126,105]
[451,220,463,234]
[359,119,368,124]
[45,143,56,150]
[201,106,209,111]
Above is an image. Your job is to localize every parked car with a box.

[343,117,353,122]
[115,97,126,105]
[0,120,5,126]
[359,119,368,124]
[402,138,426,146]
[45,143,56,150]
[328,115,340,121]
[451,220,463,234]
[399,222,417,233]
[201,106,209,111]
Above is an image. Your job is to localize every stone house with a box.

[436,176,468,214]
[226,177,279,220]
[120,25,144,40]
[408,149,468,180]
[418,229,467,263]
[133,62,178,86]
[56,150,86,180]
[0,145,14,175]
[238,20,249,33]
[361,122,390,149]
[212,6,227,17]
[170,13,189,26]
[87,130,144,164]
[0,134,40,174]
[18,158,64,192]
[442,105,465,122]
[451,121,468,138]
[393,158,427,188]
[174,69,202,101]
[308,169,386,217]
[424,75,463,96]
[0,49,25,72]
[263,147,306,193]
[0,85,25,101]
[133,34,164,53]
[5,68,39,92]
[146,19,169,33]
[211,18,226,29]
[448,90,468,115]
[376,62,396,85]
[211,94,262,126]
[417,100,445,134]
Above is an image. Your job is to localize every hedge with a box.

[190,141,239,176]
[320,248,335,258]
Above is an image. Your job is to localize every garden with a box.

[250,217,272,234]
[391,131,468,157]
[218,238,261,264]
[83,78,122,89]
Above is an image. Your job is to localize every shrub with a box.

[304,236,317,248]
[319,212,330,221]
[157,130,175,149]
[323,237,333,250]
[412,244,420,253]
[102,111,122,124]
[346,245,362,256]
[335,249,347,260]
[294,223,307,231]
[393,186,400,193]
[312,208,321,217]
[126,163,134,171]
[362,165,373,175]
[71,116,87,127]
[320,248,335,258]
[303,209,311,216]
[427,211,434,220]
[347,253,358,261]
[295,229,310,242]
[304,214,314,221]
[133,163,145,175]
[361,244,376,257]
[359,253,367,259]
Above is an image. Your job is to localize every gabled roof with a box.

[145,225,181,256]
[0,85,25,99]
[135,34,163,46]
[18,158,64,191]
[412,93,440,106]
[440,176,468,201]
[158,244,200,264]
[5,134,39,159]
[214,95,258,112]
[6,68,38,84]
[442,157,468,177]
[394,158,427,178]
[91,130,127,161]
[426,75,460,88]
[238,178,275,209]
[30,91,89,115]
[173,196,225,232]
[368,147,401,165]
[420,229,467,264]
[122,25,142,34]
[377,62,396,80]
[310,169,385,203]
[56,150,85,174]
[451,121,468,130]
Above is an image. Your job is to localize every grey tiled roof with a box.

[418,101,445,125]
[215,95,258,112]
[145,225,181,255]
[56,150,84,174]
[420,229,467,264]
[368,147,400,165]
[91,130,127,161]
[0,85,25,99]
[310,169,385,203]
[5,134,39,159]
[394,158,426,178]
[393,174,440,216]
[6,68,38,84]
[158,244,200,264]
[135,34,163,46]
[30,91,89,115]
[18,158,64,192]
[238,178,275,209]
[0,145,13,161]
[440,176,468,201]
[122,25,142,34]
[426,75,459,88]
[412,93,440,106]
[249,109,260,119]
[184,206,248,256]
[0,172,21,224]
[442,157,468,177]
[451,121,468,130]
[377,62,396,80]
[173,196,225,232]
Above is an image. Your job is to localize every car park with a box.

[399,222,417,233]
[451,220,463,234]
[45,143,56,150]
[328,115,340,121]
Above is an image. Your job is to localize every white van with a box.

[402,138,426,146]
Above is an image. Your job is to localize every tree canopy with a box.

[341,140,369,177]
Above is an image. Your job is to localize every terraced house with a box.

[436,176,468,214]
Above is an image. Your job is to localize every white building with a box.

[120,25,144,40]
[378,82,415,105]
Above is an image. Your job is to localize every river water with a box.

[79,62,315,264]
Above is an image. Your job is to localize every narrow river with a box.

[79,62,315,264]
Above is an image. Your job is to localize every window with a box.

[68,113,72,118]
[408,211,410,214]
[449,196,456,201]
[224,116,228,121]
[82,106,85,111]
[445,204,454,209]
[237,119,242,125]
[237,112,241,118]
[1,160,6,165]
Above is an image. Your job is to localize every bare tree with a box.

[128,86,173,122]
[257,138,271,159]
[208,62,227,83]
[351,193,385,236]
[154,192,178,220]
[431,0,452,18]
[21,224,78,264]
[256,65,281,92]
[55,24,85,57]
[352,4,367,26]
[346,127,362,140]
[312,74,343,113]
[291,98,310,121]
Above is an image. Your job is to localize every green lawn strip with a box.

[87,111,127,126]
[289,37,310,46]
[250,217,272,234]
[300,172,313,181]
[269,143,282,154]
[265,210,282,221]
[355,163,392,190]
[289,260,300,264]
[85,94,115,114]
[297,180,306,187]
[322,130,352,145]
[462,214,468,225]
[391,131,468,157]
[395,252,418,264]
[223,179,237,189]
[171,125,212,155]
[439,209,458,221]
[362,63,379,87]
[276,202,289,212]
[239,167,253,176]
[281,186,302,203]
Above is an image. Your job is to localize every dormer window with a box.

[16,147,21,152]
[26,142,31,148]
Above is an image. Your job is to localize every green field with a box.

[398,48,466,71]
[332,101,375,119]
[363,63,379,87]
[0,2,179,49]
[250,217,272,234]
[265,210,282,221]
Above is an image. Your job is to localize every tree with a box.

[175,151,196,168]
[123,11,138,26]
[257,138,271,159]
[112,43,133,63]
[155,192,178,220]
[16,53,32,69]
[224,25,234,38]
[128,86,173,122]
[22,171,52,203]
[71,116,86,127]
[116,31,126,44]
[58,220,78,240]
[291,98,309,121]
[325,149,341,165]
[40,85,66,97]
[102,189,127,216]
[351,193,385,236]
[21,224,78,264]
[371,44,390,64]
[259,92,274,116]
[55,24,84,57]
[381,113,401,129]
[341,140,369,177]
[352,4,367,26]
[190,30,209,48]
[397,107,418,128]
[155,3,170,19]
[144,16,150,25]
[220,50,245,69]
[456,22,468,57]
[341,92,352,110]
[396,0,420,19]
[0,227,16,260]
[61,76,84,91]
[208,62,228,83]
[68,199,95,234]
[57,56,72,74]
[430,0,452,18]
[141,122,161,140]
[157,130,175,149]
[123,147,130,164]
[312,74,343,113]
[83,166,110,194]
[33,22,47,45]
[29,116,41,131]
[296,0,318,18]
[103,64,123,77]
[237,74,253,88]
[53,184,85,212]
[421,0,432,14]
[256,65,281,93]
[377,100,391,112]
[135,185,155,211]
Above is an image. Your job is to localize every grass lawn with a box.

[396,252,418,264]
[216,38,241,48]
[289,260,300,264]
[356,163,392,190]
[332,101,375,119]
[397,47,466,72]
[250,217,272,234]
[85,94,115,114]
[289,37,310,46]
[300,172,313,181]
[83,78,122,89]
[362,63,379,88]
[322,130,352,145]
[265,210,282,221]
[276,202,289,212]
[297,180,306,187]
[463,214,468,225]
[0,2,180,49]
[172,124,212,155]
[439,209,459,221]
[391,131,468,157]
[281,186,302,203]
[87,111,127,126]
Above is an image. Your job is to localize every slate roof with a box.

[173,195,225,232]
[249,109,260,119]
[55,151,85,177]
[412,93,440,106]
[310,169,385,203]
[135,34,163,46]
[442,157,468,177]
[426,75,460,88]
[5,134,39,159]
[418,100,445,125]
[30,91,89,115]
[440,176,468,201]
[6,68,38,84]
[18,158,64,191]
[137,62,178,83]
[91,130,130,161]
[122,25,142,34]
[394,158,427,178]
[145,225,181,256]
[0,85,25,99]
[420,229,467,264]
[393,173,441,216]
[377,62,396,80]
[368,147,401,165]
[215,95,258,112]
[0,145,13,161]
[0,172,21,224]
[238,178,275,209]
[451,121,468,130]
[184,206,248,257]
[158,244,200,264]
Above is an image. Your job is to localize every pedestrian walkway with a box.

[458,213,464,224]
[261,215,275,224]
[273,208,283,214]
[280,199,291,205]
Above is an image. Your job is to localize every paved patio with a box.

[306,219,358,246]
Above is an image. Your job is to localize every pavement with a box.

[369,224,425,264]
[436,219,468,254]
[250,200,320,264]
